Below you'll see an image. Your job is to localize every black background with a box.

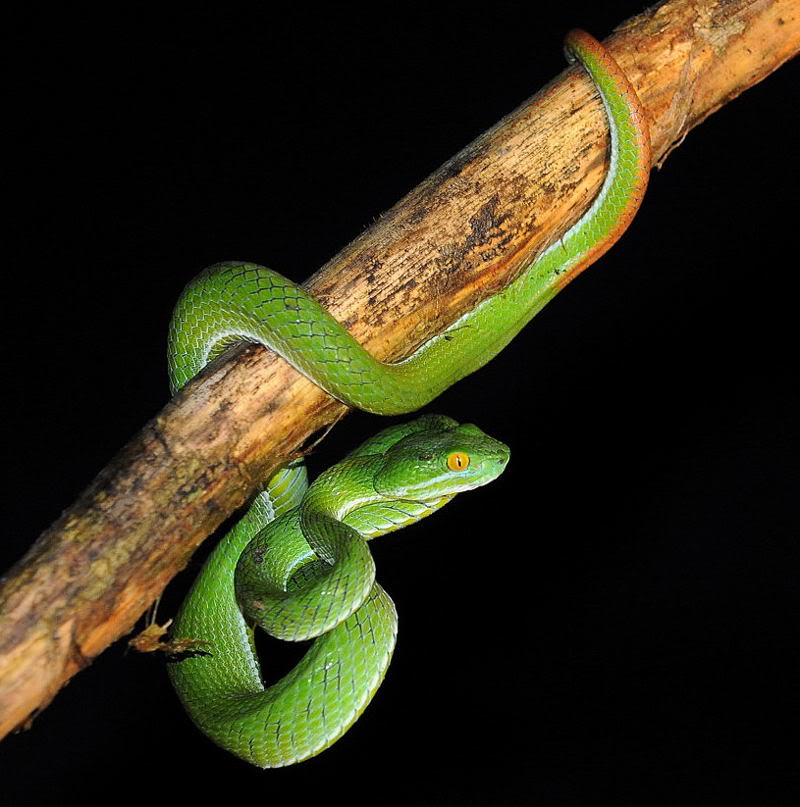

[4,2,798,804]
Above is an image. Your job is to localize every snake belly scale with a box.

[166,30,650,767]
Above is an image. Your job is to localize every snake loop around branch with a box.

[166,30,650,767]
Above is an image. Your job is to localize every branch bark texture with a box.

[1,0,797,739]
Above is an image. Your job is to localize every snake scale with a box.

[166,30,651,767]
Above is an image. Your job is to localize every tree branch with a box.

[1,0,797,739]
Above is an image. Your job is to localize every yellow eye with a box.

[447,452,470,472]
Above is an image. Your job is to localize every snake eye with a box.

[447,452,470,472]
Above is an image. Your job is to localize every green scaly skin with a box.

[168,415,509,767]
[167,31,650,413]
[167,31,650,767]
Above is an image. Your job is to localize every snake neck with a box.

[300,456,385,523]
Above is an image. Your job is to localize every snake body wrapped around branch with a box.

[166,30,651,767]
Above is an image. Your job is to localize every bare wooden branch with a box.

[1,0,797,739]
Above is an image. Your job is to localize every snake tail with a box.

[168,30,650,415]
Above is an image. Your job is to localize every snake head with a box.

[374,422,510,500]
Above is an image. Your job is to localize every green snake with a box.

[166,30,651,767]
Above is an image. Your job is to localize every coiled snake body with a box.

[166,30,650,767]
